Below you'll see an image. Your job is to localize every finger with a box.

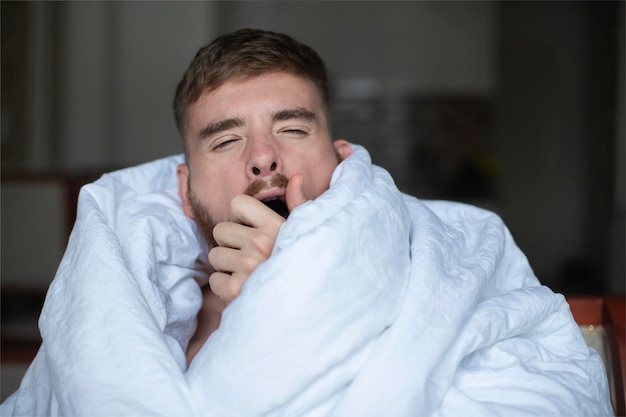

[208,244,267,275]
[286,173,307,213]
[229,194,284,229]
[212,221,275,259]
[212,221,248,248]
[208,245,237,272]
[208,271,246,304]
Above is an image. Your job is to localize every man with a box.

[1,29,612,417]
[172,29,353,360]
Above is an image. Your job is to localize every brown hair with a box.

[173,29,330,156]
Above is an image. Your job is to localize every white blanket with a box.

[1,145,612,417]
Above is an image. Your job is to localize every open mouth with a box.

[262,198,289,218]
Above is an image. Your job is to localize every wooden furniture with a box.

[567,295,625,416]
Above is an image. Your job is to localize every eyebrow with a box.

[198,117,244,140]
[271,108,317,123]
[197,108,316,141]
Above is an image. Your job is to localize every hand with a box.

[208,174,306,304]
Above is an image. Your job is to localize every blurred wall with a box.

[1,1,623,292]
[610,0,625,293]
[17,1,218,170]
[218,1,495,94]
[493,1,624,293]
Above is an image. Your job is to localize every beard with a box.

[188,189,219,248]
[187,173,290,248]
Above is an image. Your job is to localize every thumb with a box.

[286,173,307,213]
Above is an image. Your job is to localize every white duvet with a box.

[1,145,612,416]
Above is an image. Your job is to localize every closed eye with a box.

[212,138,239,150]
[278,127,309,136]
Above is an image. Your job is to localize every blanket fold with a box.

[1,145,612,417]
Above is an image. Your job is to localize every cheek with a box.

[189,169,233,223]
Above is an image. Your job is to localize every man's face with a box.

[177,71,352,246]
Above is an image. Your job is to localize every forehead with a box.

[186,72,326,130]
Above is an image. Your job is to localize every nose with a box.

[247,135,280,177]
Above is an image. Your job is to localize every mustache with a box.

[245,174,290,197]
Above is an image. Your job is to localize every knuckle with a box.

[209,272,236,303]
[208,247,217,263]
[240,255,261,274]
[226,277,243,299]
[250,233,272,256]
[208,273,224,296]
[207,246,224,268]
[212,222,227,239]
[209,271,246,304]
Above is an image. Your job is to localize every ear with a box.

[176,163,195,218]
[333,139,353,161]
